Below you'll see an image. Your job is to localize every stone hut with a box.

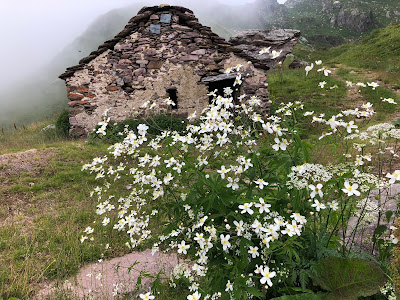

[59,5,300,136]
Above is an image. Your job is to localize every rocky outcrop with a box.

[329,7,374,32]
[229,29,301,69]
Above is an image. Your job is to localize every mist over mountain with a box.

[0,1,260,128]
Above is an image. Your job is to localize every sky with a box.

[0,0,286,90]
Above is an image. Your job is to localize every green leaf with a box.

[374,225,387,237]
[385,210,393,223]
[312,257,386,299]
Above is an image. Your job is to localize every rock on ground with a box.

[36,250,178,299]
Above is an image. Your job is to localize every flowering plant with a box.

[81,62,398,299]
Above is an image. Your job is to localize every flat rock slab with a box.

[37,249,178,299]
[346,184,399,253]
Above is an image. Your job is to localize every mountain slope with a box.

[271,0,400,47]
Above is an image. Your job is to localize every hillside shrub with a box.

[88,113,189,144]
[81,62,399,299]
[55,109,70,137]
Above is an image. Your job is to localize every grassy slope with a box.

[276,0,400,47]
[295,24,400,87]
[0,123,186,299]
[268,26,400,292]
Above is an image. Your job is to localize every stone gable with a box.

[60,5,300,136]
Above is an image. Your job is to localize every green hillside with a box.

[267,0,400,47]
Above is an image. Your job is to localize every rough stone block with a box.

[160,13,171,23]
[133,68,147,76]
[191,49,206,55]
[67,92,84,101]
[106,86,120,92]
[148,60,163,69]
[181,55,199,61]
[76,86,89,93]
[150,24,161,34]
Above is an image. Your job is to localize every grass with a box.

[0,136,132,298]
[0,121,192,299]
[0,122,67,155]
[268,59,346,139]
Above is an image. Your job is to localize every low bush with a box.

[55,109,70,137]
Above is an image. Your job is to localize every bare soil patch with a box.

[0,148,55,176]
[0,148,56,228]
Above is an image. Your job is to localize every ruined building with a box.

[60,5,300,136]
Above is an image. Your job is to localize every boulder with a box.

[289,59,309,69]
[229,29,301,70]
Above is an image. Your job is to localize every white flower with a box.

[225,280,233,292]
[238,203,254,215]
[327,115,338,129]
[102,217,110,226]
[259,47,271,55]
[317,66,331,76]
[305,63,314,76]
[254,178,268,189]
[357,82,367,88]
[309,183,323,198]
[140,292,155,300]
[217,165,231,179]
[291,213,307,225]
[315,60,322,65]
[386,170,400,184]
[227,177,239,190]
[137,124,149,136]
[220,234,231,251]
[233,220,245,235]
[272,138,288,151]
[311,199,326,211]
[255,198,271,213]
[177,240,190,255]
[318,81,327,88]
[271,50,282,59]
[342,181,360,196]
[383,98,397,104]
[345,121,358,133]
[260,266,276,287]
[248,246,259,258]
[328,200,339,211]
[187,291,201,300]
[367,82,379,90]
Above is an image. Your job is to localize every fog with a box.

[1,0,272,89]
[0,0,286,127]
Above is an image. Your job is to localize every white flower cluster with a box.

[287,163,332,190]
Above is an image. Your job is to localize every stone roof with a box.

[59,5,234,80]
[59,5,301,80]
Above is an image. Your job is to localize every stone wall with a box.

[62,6,298,136]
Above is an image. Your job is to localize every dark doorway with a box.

[208,78,239,105]
[167,88,178,110]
